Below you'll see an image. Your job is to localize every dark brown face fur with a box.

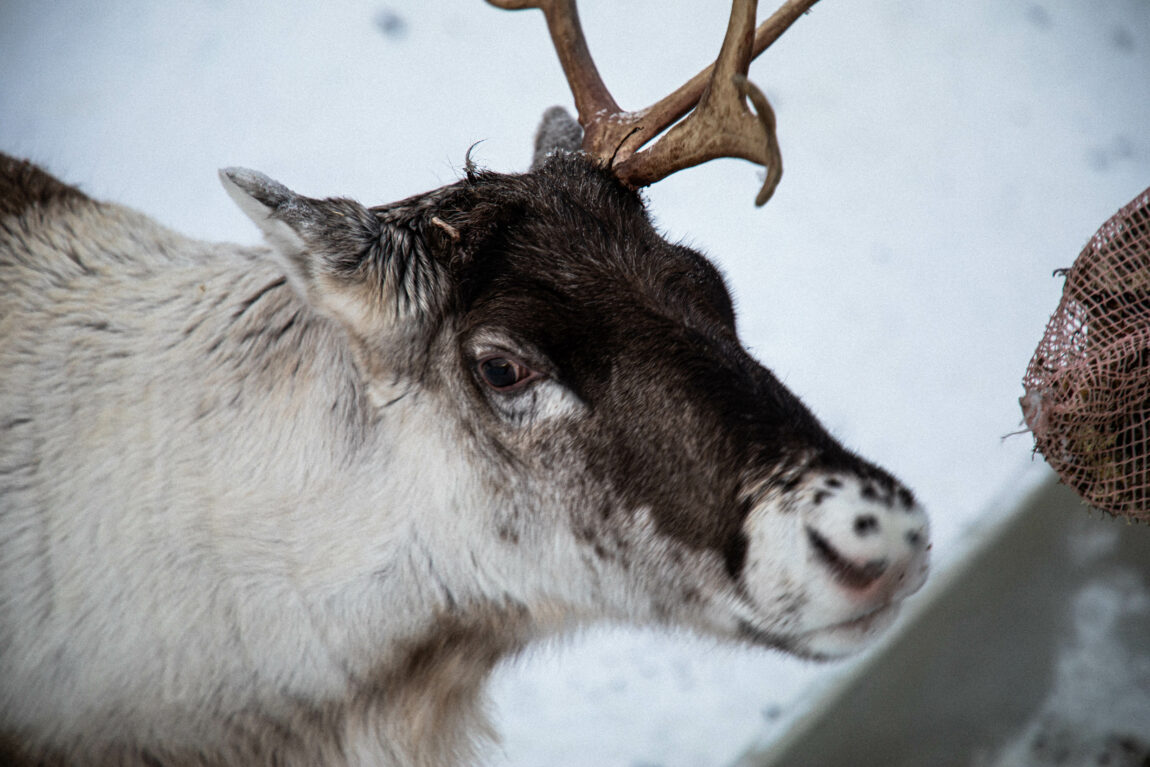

[424,153,907,581]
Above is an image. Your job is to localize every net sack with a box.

[1022,186,1150,522]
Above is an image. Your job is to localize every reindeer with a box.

[0,1,929,765]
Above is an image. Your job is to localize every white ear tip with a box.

[220,166,264,186]
[218,167,294,211]
[219,167,254,198]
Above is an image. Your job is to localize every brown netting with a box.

[1022,185,1150,523]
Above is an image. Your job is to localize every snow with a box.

[975,544,1150,766]
[2,0,1148,764]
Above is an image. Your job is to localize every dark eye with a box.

[477,356,539,391]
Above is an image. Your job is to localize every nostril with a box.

[853,514,880,536]
[806,527,888,590]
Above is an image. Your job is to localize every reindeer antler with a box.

[487,0,821,206]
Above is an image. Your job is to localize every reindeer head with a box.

[218,0,927,662]
[219,153,926,661]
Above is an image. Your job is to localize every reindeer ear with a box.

[220,168,318,275]
[220,167,444,335]
[531,106,583,169]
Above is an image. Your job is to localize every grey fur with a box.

[531,106,584,169]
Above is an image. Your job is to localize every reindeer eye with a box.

[477,356,538,391]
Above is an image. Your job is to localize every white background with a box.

[3,1,1149,764]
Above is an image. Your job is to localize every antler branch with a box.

[488,0,821,206]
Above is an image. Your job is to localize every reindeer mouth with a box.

[805,527,889,590]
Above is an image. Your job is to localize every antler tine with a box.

[617,0,821,164]
[485,0,620,146]
[613,0,818,206]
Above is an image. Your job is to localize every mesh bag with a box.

[1022,186,1150,522]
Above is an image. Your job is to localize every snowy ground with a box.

[979,572,1150,767]
[2,1,1149,765]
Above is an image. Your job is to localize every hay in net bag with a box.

[1022,186,1150,522]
